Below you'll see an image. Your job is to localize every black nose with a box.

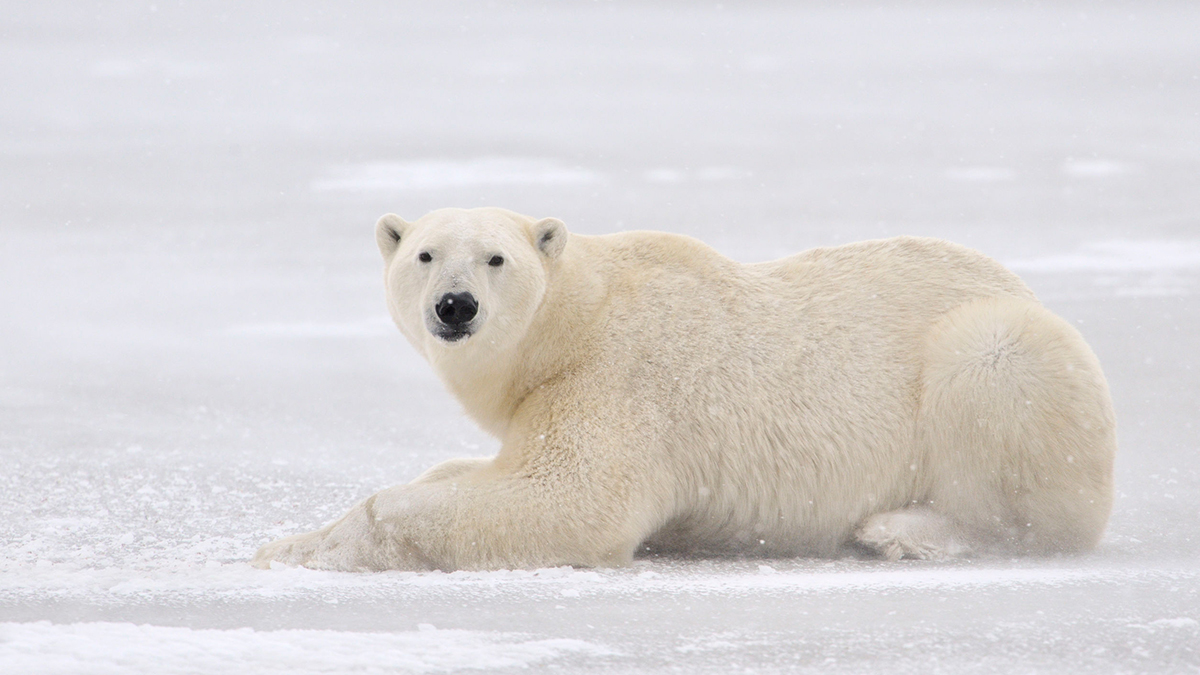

[435,292,478,326]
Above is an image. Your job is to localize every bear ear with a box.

[375,213,410,260]
[532,217,568,259]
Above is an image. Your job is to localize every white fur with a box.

[253,207,1116,571]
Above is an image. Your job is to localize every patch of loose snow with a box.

[1007,240,1200,274]
[0,621,613,674]
[1062,158,1137,178]
[675,631,758,654]
[1149,617,1199,629]
[683,565,1194,595]
[0,564,613,604]
[1,562,1193,606]
[311,158,599,192]
[644,168,685,183]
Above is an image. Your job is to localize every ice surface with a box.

[0,621,613,674]
[2,1,1199,673]
[312,158,602,193]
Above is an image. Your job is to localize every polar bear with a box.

[252,207,1116,571]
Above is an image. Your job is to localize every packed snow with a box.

[2,1,1198,673]
[0,621,614,674]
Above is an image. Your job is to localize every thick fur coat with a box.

[252,207,1116,571]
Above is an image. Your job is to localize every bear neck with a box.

[435,237,606,439]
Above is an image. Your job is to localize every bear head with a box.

[375,207,568,363]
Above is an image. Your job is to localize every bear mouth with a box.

[433,327,473,343]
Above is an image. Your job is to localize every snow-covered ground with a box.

[2,2,1198,672]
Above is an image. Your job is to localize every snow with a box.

[312,158,601,193]
[2,1,1199,673]
[0,622,614,674]
[1007,240,1200,274]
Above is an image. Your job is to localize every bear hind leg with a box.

[855,508,971,561]
[916,295,1116,555]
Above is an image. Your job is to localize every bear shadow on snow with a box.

[252,207,1116,572]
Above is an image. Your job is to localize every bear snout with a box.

[435,292,479,327]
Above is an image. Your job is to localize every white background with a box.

[1,1,1198,672]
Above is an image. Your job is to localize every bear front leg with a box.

[252,457,490,571]
[250,487,446,571]
[252,464,646,572]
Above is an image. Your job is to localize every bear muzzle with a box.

[431,291,479,342]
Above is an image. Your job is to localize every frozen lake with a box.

[2,2,1198,672]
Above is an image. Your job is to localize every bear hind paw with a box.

[855,509,971,561]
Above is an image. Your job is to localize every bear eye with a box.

[488,255,504,267]
[418,251,432,263]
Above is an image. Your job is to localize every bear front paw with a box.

[250,530,326,569]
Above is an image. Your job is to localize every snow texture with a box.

[0,622,612,674]
[2,1,1199,673]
